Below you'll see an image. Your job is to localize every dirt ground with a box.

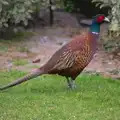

[0,12,120,80]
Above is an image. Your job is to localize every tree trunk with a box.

[49,0,54,26]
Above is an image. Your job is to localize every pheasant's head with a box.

[93,14,110,24]
[90,14,110,34]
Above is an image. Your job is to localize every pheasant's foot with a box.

[70,80,76,89]
[67,79,71,88]
[67,78,76,89]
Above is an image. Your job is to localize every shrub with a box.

[0,0,44,31]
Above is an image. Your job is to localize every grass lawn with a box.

[0,70,120,120]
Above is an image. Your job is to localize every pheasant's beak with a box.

[104,17,110,22]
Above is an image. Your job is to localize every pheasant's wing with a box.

[44,34,87,72]
[51,48,75,71]
[44,45,74,72]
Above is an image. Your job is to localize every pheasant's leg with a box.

[66,77,76,89]
[66,77,71,88]
[70,79,76,89]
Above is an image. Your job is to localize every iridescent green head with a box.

[90,14,110,34]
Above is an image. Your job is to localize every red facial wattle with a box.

[97,16,105,23]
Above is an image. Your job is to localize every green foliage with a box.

[0,0,63,31]
[63,0,74,12]
[0,0,36,29]
[0,70,120,120]
[62,0,83,12]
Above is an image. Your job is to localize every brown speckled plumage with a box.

[43,32,97,79]
[0,14,109,90]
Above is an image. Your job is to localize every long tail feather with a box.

[0,68,44,90]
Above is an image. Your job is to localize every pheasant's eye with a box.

[97,16,105,23]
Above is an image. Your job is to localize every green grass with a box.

[0,46,8,52]
[13,59,28,66]
[0,70,120,120]
[0,31,35,42]
[12,31,35,40]
[0,31,35,50]
[17,46,30,53]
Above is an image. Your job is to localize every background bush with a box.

[0,0,37,29]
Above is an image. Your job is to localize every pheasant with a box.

[0,14,109,90]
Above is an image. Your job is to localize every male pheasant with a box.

[0,14,109,90]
